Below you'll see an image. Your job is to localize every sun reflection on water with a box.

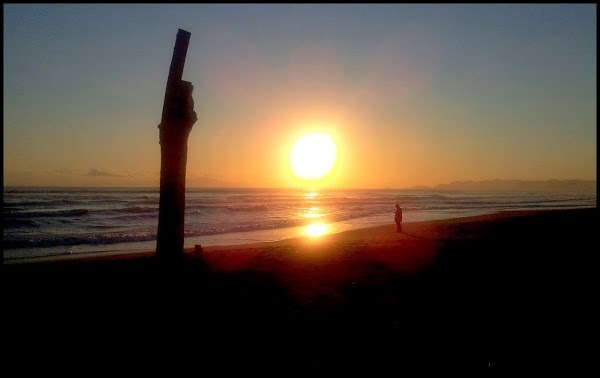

[305,223,327,237]
[304,191,318,199]
[303,206,324,218]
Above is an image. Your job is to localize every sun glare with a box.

[291,133,337,180]
[305,223,327,237]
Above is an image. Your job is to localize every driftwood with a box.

[156,29,197,261]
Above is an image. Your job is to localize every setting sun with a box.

[290,133,337,180]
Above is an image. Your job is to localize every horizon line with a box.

[3,178,597,191]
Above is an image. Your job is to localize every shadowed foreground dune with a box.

[3,208,597,373]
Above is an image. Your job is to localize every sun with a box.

[290,132,337,180]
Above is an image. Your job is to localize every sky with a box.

[3,4,596,189]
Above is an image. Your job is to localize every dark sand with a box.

[3,208,597,372]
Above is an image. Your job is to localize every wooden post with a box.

[156,29,197,261]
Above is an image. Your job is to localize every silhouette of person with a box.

[395,203,403,233]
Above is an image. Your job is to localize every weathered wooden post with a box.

[156,29,197,261]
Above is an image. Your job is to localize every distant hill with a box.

[408,179,596,193]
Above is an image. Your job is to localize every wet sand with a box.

[3,208,596,372]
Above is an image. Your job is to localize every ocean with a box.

[3,187,596,260]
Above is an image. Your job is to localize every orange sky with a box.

[4,5,596,188]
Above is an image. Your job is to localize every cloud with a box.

[56,168,81,175]
[56,168,131,177]
[87,169,129,177]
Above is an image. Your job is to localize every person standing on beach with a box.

[395,203,403,233]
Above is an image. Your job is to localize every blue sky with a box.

[4,4,596,188]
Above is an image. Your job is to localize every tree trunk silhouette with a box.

[156,29,197,262]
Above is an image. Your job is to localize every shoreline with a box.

[2,208,574,265]
[3,206,501,261]
[4,184,595,261]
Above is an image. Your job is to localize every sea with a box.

[3,187,596,260]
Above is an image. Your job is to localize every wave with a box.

[183,207,389,237]
[226,205,269,212]
[3,206,25,212]
[3,196,136,208]
[186,204,270,212]
[103,204,267,215]
[5,208,91,219]
[3,199,80,207]
[5,205,161,218]
[119,206,159,213]
[3,231,157,249]
[137,195,156,199]
[3,188,160,194]
[3,219,39,228]
[3,207,387,249]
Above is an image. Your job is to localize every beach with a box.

[3,208,596,372]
